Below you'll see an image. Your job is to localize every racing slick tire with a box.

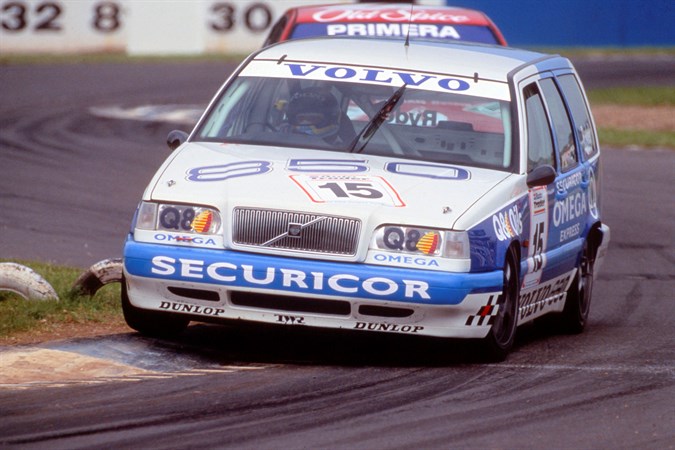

[121,279,189,338]
[481,247,519,361]
[558,239,596,334]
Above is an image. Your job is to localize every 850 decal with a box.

[187,158,471,182]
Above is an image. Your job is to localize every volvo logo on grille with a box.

[262,216,328,247]
[288,222,303,238]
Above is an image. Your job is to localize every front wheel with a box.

[121,280,189,338]
[558,239,596,334]
[481,248,520,361]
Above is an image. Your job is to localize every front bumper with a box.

[123,237,504,339]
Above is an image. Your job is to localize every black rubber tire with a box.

[121,280,189,338]
[559,239,595,334]
[481,247,520,362]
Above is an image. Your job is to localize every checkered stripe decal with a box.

[465,294,502,326]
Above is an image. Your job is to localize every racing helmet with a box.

[286,87,340,139]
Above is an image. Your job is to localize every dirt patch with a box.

[0,348,155,386]
[592,104,675,132]
[0,317,130,347]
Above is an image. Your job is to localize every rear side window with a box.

[540,78,578,172]
[524,83,555,172]
[263,15,288,46]
[557,74,598,159]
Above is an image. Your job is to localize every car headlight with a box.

[135,201,221,234]
[370,225,470,259]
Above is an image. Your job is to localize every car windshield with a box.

[194,76,513,171]
[290,23,500,45]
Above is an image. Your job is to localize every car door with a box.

[554,71,602,227]
[519,74,586,308]
[521,79,555,294]
[535,75,586,282]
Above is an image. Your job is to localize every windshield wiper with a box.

[349,84,407,153]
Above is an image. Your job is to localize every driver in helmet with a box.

[285,87,342,143]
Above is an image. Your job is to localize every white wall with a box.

[0,0,444,55]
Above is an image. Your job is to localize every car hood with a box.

[145,142,512,230]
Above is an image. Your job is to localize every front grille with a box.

[168,286,220,302]
[232,207,361,255]
[231,292,351,316]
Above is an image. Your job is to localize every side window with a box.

[524,83,555,172]
[197,78,252,138]
[540,78,578,172]
[557,74,598,159]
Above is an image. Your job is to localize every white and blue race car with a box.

[122,37,610,360]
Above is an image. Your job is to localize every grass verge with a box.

[0,261,123,342]
[597,128,675,148]
[587,86,675,107]
[587,86,675,149]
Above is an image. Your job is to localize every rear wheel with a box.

[121,280,189,338]
[558,239,595,334]
[482,248,519,361]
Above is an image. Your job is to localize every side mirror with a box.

[526,164,556,188]
[167,130,189,151]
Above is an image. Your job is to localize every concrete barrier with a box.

[3,0,672,55]
[0,0,349,55]
[0,0,459,55]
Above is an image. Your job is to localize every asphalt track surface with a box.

[1,55,674,448]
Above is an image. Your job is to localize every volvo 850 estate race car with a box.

[122,37,609,360]
[263,3,507,47]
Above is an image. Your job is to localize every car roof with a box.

[254,37,569,84]
[290,3,495,26]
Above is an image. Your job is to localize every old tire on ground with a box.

[558,239,596,334]
[0,262,58,301]
[481,247,519,362]
[71,258,123,297]
[121,279,189,338]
